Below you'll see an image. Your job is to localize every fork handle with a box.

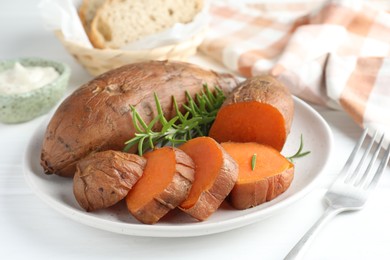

[284,206,344,260]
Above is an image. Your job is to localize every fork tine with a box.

[355,132,384,187]
[364,138,390,190]
[336,128,368,182]
[346,130,378,184]
[350,130,379,185]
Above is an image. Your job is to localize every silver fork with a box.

[285,128,390,260]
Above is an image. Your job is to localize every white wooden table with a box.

[1,1,390,259]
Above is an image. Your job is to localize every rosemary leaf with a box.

[154,93,168,125]
[204,84,216,104]
[130,106,144,133]
[148,135,155,150]
[287,134,311,162]
[201,91,213,110]
[133,108,148,132]
[292,151,311,159]
[138,136,147,156]
[251,153,257,171]
[173,96,181,114]
[123,138,140,152]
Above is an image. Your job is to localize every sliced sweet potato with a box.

[178,137,238,221]
[126,147,195,224]
[209,75,294,151]
[221,142,294,210]
[73,150,146,212]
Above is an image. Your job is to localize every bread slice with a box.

[79,0,106,31]
[89,0,203,49]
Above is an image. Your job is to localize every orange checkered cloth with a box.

[200,0,390,133]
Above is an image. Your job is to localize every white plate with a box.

[23,97,333,237]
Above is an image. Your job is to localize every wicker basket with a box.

[55,28,207,76]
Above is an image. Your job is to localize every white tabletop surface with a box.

[1,1,390,259]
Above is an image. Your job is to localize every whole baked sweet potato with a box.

[41,60,238,177]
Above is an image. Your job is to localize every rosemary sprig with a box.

[287,134,310,162]
[123,85,226,155]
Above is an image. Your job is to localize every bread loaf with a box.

[89,0,203,49]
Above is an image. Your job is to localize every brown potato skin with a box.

[40,60,238,177]
[128,147,195,224]
[179,141,238,221]
[229,166,294,210]
[223,75,294,139]
[73,150,146,211]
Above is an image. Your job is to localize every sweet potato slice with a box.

[178,137,238,221]
[73,150,146,212]
[126,147,195,224]
[221,142,294,210]
[209,75,294,151]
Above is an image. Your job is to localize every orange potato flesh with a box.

[209,102,287,151]
[221,142,294,209]
[222,142,291,184]
[126,147,176,212]
[179,137,223,209]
